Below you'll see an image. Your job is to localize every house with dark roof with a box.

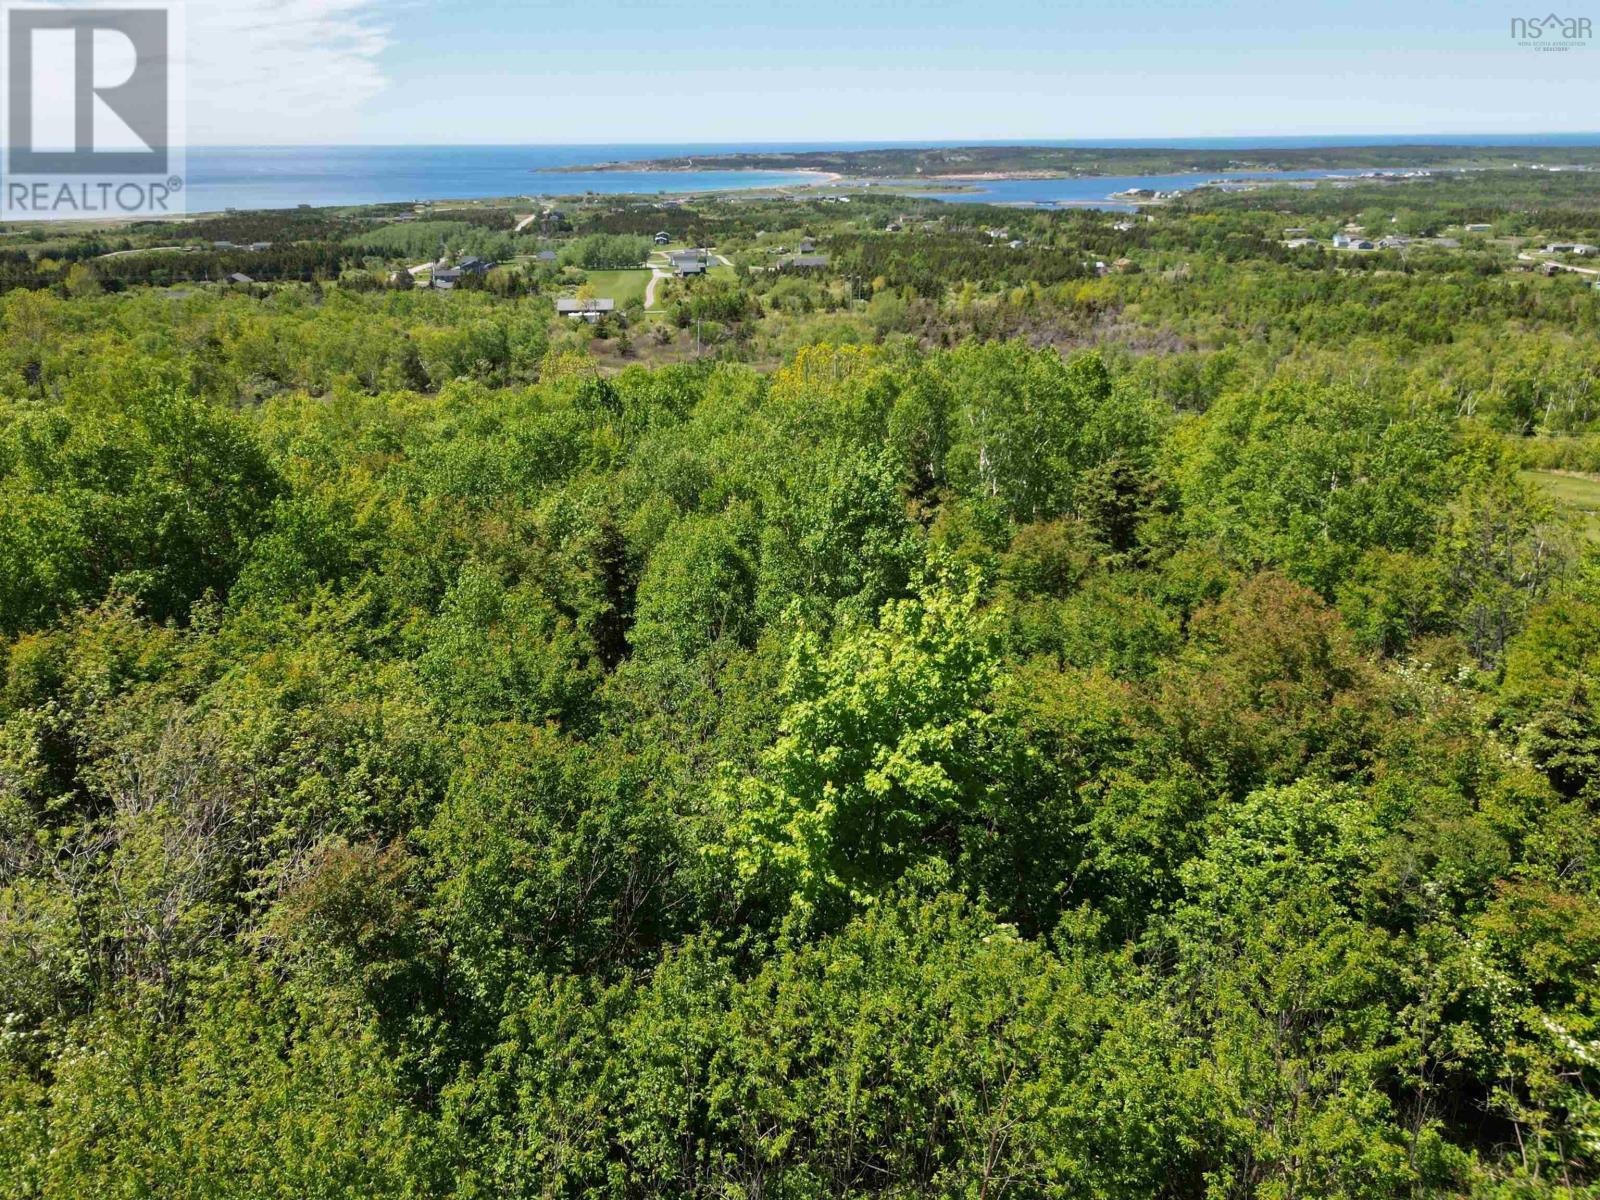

[670,250,711,277]
[430,257,494,289]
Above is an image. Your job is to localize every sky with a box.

[180,0,1600,145]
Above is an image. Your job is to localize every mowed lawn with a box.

[1526,469,1600,540]
[578,269,651,308]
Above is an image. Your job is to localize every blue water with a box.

[182,145,827,212]
[181,138,1600,213]
[911,168,1388,208]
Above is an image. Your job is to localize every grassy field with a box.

[1527,469,1600,540]
[576,269,651,308]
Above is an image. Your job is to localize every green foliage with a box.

[5,185,1600,1197]
[560,233,652,270]
[344,219,517,263]
[723,573,1015,919]
[0,387,282,633]
[419,564,599,726]
[630,506,760,660]
[2,964,441,1198]
[1172,377,1456,594]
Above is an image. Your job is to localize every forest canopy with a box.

[1,177,1599,1199]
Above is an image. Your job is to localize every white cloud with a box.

[185,0,395,143]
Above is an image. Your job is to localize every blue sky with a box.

[186,0,1600,144]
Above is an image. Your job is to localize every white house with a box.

[556,297,616,322]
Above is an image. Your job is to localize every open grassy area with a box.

[1526,469,1600,540]
[577,268,651,308]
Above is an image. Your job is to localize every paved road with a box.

[97,246,182,258]
[1518,251,1600,277]
[515,213,538,233]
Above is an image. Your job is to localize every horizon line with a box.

[179,132,1600,150]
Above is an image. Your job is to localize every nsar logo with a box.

[1510,12,1592,50]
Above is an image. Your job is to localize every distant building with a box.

[1008,239,1025,249]
[1464,223,1492,233]
[556,297,616,322]
[670,249,711,276]
[248,242,273,251]
[430,257,493,289]
[534,250,558,264]
[1282,227,1309,236]
[1284,238,1318,249]
[226,273,254,285]
[797,239,815,253]
[785,254,830,270]
[654,232,671,244]
[1332,233,1351,248]
[1544,243,1597,255]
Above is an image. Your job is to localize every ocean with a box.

[180,137,1600,213]
[908,169,1384,208]
[181,145,823,212]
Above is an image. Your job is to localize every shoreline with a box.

[27,161,1472,228]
